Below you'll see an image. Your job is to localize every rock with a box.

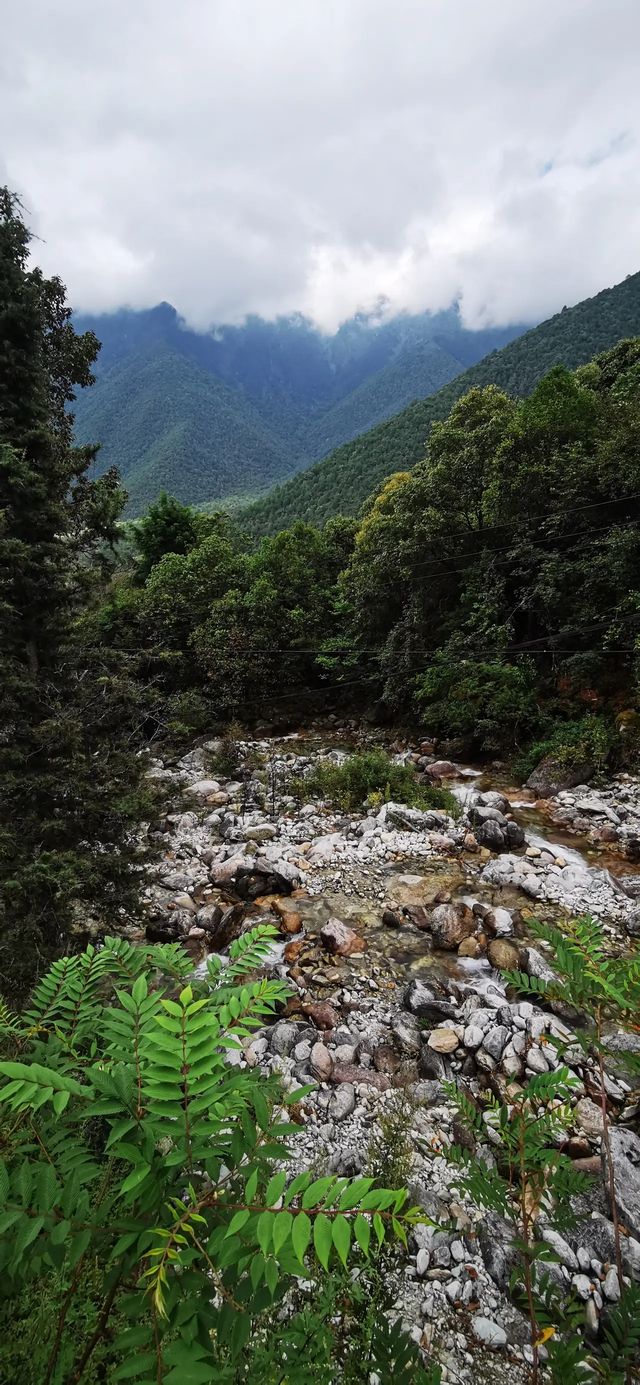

[310,1042,333,1081]
[475,818,525,852]
[526,1046,550,1074]
[481,1024,510,1062]
[269,1022,300,1056]
[186,778,221,798]
[372,1044,402,1076]
[575,1097,604,1139]
[471,1316,507,1349]
[458,936,481,957]
[541,1228,579,1270]
[573,1274,593,1301]
[416,1248,431,1276]
[391,1017,422,1056]
[424,760,459,780]
[382,908,403,929]
[328,1084,356,1121]
[478,790,511,814]
[427,1028,459,1054]
[487,939,520,970]
[331,1063,391,1091]
[603,1266,620,1301]
[417,1046,446,1080]
[526,756,594,798]
[429,902,475,950]
[319,918,364,956]
[404,980,456,1024]
[300,1001,339,1030]
[484,907,514,937]
[385,803,448,832]
[242,822,277,842]
[603,1127,640,1240]
[477,1212,520,1289]
[463,1025,484,1050]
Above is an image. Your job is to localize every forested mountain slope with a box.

[240,270,640,536]
[73,303,524,513]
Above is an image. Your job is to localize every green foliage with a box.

[242,271,640,536]
[0,933,426,1383]
[296,749,458,814]
[416,653,540,752]
[513,715,617,781]
[0,189,148,995]
[132,489,199,579]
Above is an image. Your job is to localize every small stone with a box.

[310,1042,333,1081]
[463,1025,484,1050]
[585,1298,600,1336]
[575,1097,604,1138]
[320,918,364,956]
[542,1228,579,1270]
[416,1248,431,1276]
[471,1316,507,1348]
[526,1046,550,1074]
[573,1274,593,1301]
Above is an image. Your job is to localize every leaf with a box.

[313,1213,333,1270]
[225,1209,251,1238]
[120,1164,151,1195]
[302,1176,335,1209]
[332,1215,351,1267]
[292,1211,311,1265]
[273,1210,293,1256]
[257,1210,273,1256]
[338,1177,375,1210]
[354,1214,371,1256]
[265,1171,286,1207]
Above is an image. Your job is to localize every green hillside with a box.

[79,347,296,514]
[240,270,640,536]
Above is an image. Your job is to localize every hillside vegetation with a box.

[73,303,523,513]
[241,270,640,536]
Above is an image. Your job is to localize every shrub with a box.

[0,931,425,1384]
[513,714,616,782]
[300,750,458,814]
[415,654,540,754]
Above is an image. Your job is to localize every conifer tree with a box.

[0,189,146,994]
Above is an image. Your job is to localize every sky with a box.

[2,0,640,333]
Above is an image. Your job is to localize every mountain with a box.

[72,303,525,514]
[240,270,640,537]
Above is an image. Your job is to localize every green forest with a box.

[242,269,640,537]
[3,187,640,1383]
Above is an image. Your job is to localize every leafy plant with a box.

[297,749,458,814]
[0,931,426,1383]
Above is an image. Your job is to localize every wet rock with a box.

[404,980,457,1024]
[484,907,514,936]
[429,902,475,950]
[382,908,403,929]
[487,939,520,970]
[424,760,459,780]
[475,818,525,852]
[603,1127,640,1240]
[320,918,364,956]
[458,936,482,957]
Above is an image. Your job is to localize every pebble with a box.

[471,1316,507,1348]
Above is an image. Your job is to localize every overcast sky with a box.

[2,0,639,332]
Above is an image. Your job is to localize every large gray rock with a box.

[603,1127,640,1240]
[475,818,525,852]
[385,803,448,832]
[526,756,594,798]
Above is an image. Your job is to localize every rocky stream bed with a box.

[134,726,640,1382]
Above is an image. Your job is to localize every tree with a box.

[0,189,145,994]
[132,489,198,580]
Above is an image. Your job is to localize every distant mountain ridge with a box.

[72,302,526,514]
[240,270,640,538]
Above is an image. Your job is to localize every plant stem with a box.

[69,1272,123,1384]
[518,1122,539,1385]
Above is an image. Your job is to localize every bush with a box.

[0,932,425,1383]
[300,749,458,814]
[415,655,540,755]
[513,714,616,782]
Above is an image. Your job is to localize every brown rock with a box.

[487,939,521,970]
[331,1063,391,1091]
[310,1042,333,1081]
[458,936,481,958]
[561,1136,592,1160]
[427,1028,459,1053]
[320,918,365,956]
[300,1000,340,1030]
[372,1044,402,1076]
[382,909,404,929]
[424,760,459,780]
[279,911,303,934]
[283,939,304,963]
[464,832,479,852]
[430,902,475,950]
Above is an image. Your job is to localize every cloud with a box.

[2,0,639,331]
